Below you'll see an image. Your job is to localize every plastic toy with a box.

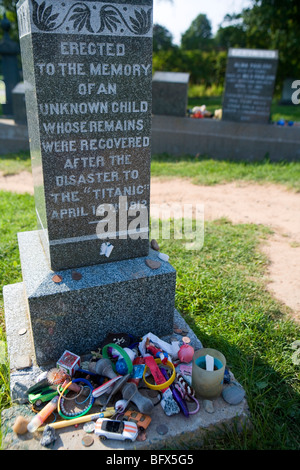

[145,337,169,364]
[123,410,152,430]
[28,387,61,408]
[143,356,179,416]
[95,418,138,442]
[178,344,194,363]
[57,350,80,376]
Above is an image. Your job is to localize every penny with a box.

[83,422,95,433]
[52,274,62,283]
[72,271,82,281]
[156,424,168,435]
[82,434,94,447]
[173,328,182,334]
[182,336,191,343]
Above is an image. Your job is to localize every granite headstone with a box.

[222,48,278,124]
[4,0,177,366]
[280,78,297,105]
[17,0,153,270]
[152,71,189,117]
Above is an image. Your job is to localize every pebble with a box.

[71,271,82,281]
[150,239,160,251]
[83,421,95,433]
[222,383,245,405]
[40,425,57,447]
[158,252,169,262]
[203,400,215,414]
[145,259,161,270]
[12,416,29,435]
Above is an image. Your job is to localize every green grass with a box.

[155,218,300,450]
[0,151,31,176]
[0,191,37,439]
[1,151,300,192]
[151,154,300,191]
[1,190,300,449]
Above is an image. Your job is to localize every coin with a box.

[173,328,182,334]
[52,274,62,283]
[18,328,27,336]
[182,336,191,344]
[82,434,94,447]
[156,424,168,435]
[83,422,95,433]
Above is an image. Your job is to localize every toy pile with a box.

[11,330,245,447]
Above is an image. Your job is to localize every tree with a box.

[0,0,19,42]
[240,0,300,89]
[215,24,247,50]
[153,24,174,52]
[181,14,213,51]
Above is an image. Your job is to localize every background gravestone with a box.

[17,0,153,270]
[152,71,190,117]
[280,78,297,105]
[3,0,177,366]
[222,48,278,124]
[12,82,28,124]
[0,14,21,116]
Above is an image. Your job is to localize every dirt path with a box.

[1,171,299,321]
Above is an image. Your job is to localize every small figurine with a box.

[145,338,168,364]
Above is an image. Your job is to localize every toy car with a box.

[28,387,58,408]
[95,418,138,442]
[123,410,152,430]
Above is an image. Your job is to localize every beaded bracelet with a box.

[57,378,94,420]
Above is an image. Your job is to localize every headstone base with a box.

[4,230,176,366]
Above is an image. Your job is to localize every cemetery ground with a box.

[0,152,300,450]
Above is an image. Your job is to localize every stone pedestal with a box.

[5,230,176,366]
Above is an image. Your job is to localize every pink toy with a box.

[178,344,194,363]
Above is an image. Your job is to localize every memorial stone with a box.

[152,71,190,117]
[0,14,21,116]
[280,78,297,105]
[17,0,154,270]
[222,48,278,124]
[3,0,176,366]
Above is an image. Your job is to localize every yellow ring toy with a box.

[143,358,176,390]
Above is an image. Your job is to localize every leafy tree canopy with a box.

[181,14,213,51]
[153,23,174,52]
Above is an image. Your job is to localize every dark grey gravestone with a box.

[0,14,21,116]
[17,0,153,270]
[152,71,189,117]
[222,48,278,124]
[4,0,176,366]
[280,78,297,105]
[12,82,28,124]
[15,230,176,365]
